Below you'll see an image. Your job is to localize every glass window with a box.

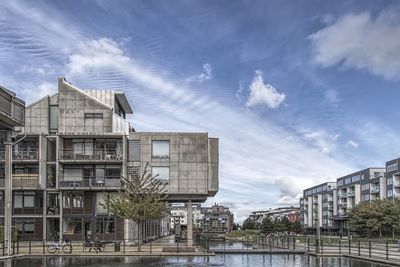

[63,218,82,235]
[388,189,393,197]
[24,194,35,208]
[47,138,57,161]
[14,193,23,208]
[64,168,83,181]
[128,140,141,161]
[63,192,84,208]
[49,105,59,133]
[47,164,56,188]
[152,166,170,180]
[152,141,169,158]
[387,177,393,185]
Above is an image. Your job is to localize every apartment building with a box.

[301,182,337,234]
[170,203,203,229]
[249,206,300,224]
[0,77,219,242]
[385,158,400,199]
[200,204,233,233]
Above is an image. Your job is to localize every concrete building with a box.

[301,182,337,234]
[335,168,384,235]
[200,204,233,233]
[385,158,400,200]
[0,77,219,243]
[170,203,203,230]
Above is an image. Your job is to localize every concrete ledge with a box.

[213,250,305,254]
[162,246,196,252]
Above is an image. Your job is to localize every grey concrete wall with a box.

[22,97,49,134]
[208,138,219,196]
[58,78,113,134]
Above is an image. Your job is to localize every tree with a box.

[261,216,274,234]
[242,218,257,230]
[104,162,168,250]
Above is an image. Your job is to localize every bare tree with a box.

[104,162,168,250]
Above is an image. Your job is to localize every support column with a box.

[4,141,12,255]
[187,200,193,246]
[59,191,63,242]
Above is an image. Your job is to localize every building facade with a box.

[385,158,400,200]
[200,204,234,233]
[0,77,219,242]
[249,206,300,224]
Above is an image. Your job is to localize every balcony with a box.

[339,202,347,207]
[12,174,40,188]
[12,148,38,161]
[370,187,380,193]
[0,86,25,128]
[339,193,347,198]
[347,191,355,197]
[60,149,123,161]
[59,176,121,189]
[393,183,400,188]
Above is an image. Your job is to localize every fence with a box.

[0,238,209,256]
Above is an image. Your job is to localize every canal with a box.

[0,255,392,267]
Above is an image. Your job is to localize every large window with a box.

[14,191,35,208]
[387,177,393,185]
[14,218,35,234]
[63,192,83,208]
[128,140,140,161]
[152,141,169,158]
[152,166,169,181]
[49,105,59,134]
[96,218,115,234]
[63,218,82,235]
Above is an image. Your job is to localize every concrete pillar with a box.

[59,191,63,241]
[4,142,12,255]
[43,190,47,240]
[187,200,193,246]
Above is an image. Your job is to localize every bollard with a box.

[315,239,319,254]
[176,240,179,253]
[70,242,72,254]
[2,240,4,256]
[43,240,45,254]
[150,240,152,254]
[123,240,126,254]
[17,240,19,254]
[358,241,360,256]
[29,241,31,254]
[307,238,310,252]
[339,239,341,254]
[293,237,295,250]
[287,237,290,249]
[368,241,371,258]
[321,239,323,254]
[386,241,389,260]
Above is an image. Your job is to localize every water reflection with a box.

[0,255,392,267]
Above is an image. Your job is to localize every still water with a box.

[0,255,391,267]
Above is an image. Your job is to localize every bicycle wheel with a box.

[63,244,71,254]
[47,244,58,254]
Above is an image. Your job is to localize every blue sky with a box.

[2,0,400,221]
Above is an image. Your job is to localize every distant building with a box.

[170,203,203,229]
[249,206,300,224]
[200,204,234,233]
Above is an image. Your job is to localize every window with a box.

[352,174,361,183]
[47,165,56,188]
[128,140,141,161]
[13,191,35,208]
[387,177,393,185]
[47,138,57,161]
[361,183,370,191]
[14,218,35,235]
[84,113,103,119]
[388,189,393,197]
[152,166,169,181]
[345,178,352,185]
[63,192,83,208]
[337,180,343,187]
[362,194,370,201]
[49,105,59,134]
[63,218,82,235]
[152,141,169,158]
[96,218,115,234]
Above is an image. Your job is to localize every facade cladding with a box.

[0,78,219,241]
[300,168,386,235]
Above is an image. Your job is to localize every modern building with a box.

[200,204,233,233]
[170,203,203,229]
[385,158,400,200]
[301,182,337,234]
[0,77,219,243]
[249,206,300,224]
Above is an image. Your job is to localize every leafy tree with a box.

[242,218,257,230]
[104,162,168,250]
[261,217,274,234]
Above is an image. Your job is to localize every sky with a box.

[2,0,400,222]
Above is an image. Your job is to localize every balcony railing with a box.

[393,183,400,188]
[12,174,40,188]
[339,193,347,198]
[59,176,122,188]
[347,191,355,197]
[370,187,380,193]
[13,148,38,160]
[60,149,123,161]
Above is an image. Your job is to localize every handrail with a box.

[60,149,123,160]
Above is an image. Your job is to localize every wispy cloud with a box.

[310,9,400,80]
[347,140,359,149]
[246,70,285,109]
[301,129,339,155]
[186,63,213,83]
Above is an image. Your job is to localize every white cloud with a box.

[186,63,213,83]
[325,89,340,104]
[310,9,400,80]
[347,140,359,149]
[246,70,285,108]
[302,129,339,154]
[277,194,302,205]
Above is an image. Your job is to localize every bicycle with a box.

[47,240,72,254]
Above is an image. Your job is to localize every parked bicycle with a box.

[47,240,71,254]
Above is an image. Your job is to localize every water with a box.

[0,255,392,267]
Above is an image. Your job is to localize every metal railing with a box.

[0,174,40,188]
[59,176,121,188]
[370,188,380,193]
[0,237,206,256]
[13,148,38,160]
[60,149,123,160]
